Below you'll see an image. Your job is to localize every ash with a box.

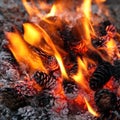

[0,0,120,120]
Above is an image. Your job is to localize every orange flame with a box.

[84,97,100,117]
[23,22,68,79]
[22,0,41,18]
[5,29,46,73]
[72,57,89,91]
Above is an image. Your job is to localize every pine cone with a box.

[94,89,117,113]
[33,71,56,89]
[63,79,79,99]
[89,62,113,91]
[0,88,28,111]
[34,90,54,108]
[97,111,120,120]
[113,60,120,81]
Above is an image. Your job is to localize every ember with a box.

[0,0,120,120]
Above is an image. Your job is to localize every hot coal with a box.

[94,89,117,113]
[89,61,113,91]
[0,88,28,111]
[33,71,56,89]
[34,90,54,108]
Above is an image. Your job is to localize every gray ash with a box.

[33,71,56,89]
[94,89,117,113]
[89,61,113,91]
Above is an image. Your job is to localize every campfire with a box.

[0,0,120,120]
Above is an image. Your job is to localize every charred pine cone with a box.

[97,111,120,120]
[33,71,56,89]
[0,88,28,111]
[89,62,113,91]
[113,60,120,81]
[63,79,79,99]
[34,90,54,108]
[94,89,117,113]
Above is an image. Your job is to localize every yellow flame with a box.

[80,0,92,44]
[84,97,100,117]
[5,30,46,73]
[22,0,41,18]
[22,22,68,79]
[72,57,89,91]
[47,5,56,17]
[23,23,42,46]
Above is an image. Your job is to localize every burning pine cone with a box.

[94,89,117,113]
[62,79,79,99]
[89,61,113,91]
[33,71,56,89]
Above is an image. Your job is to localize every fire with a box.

[47,5,56,17]
[22,0,41,18]
[23,23,42,46]
[5,29,46,73]
[23,22,68,79]
[84,97,100,117]
[5,0,119,116]
[72,57,89,91]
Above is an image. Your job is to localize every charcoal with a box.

[63,79,79,99]
[98,20,111,36]
[86,50,103,64]
[34,90,54,108]
[89,62,113,91]
[92,37,105,48]
[94,89,117,113]
[97,111,120,120]
[0,88,28,111]
[113,60,120,81]
[33,71,56,89]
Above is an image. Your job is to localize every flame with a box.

[23,23,42,46]
[84,97,100,117]
[22,0,41,18]
[72,57,89,91]
[5,30,46,72]
[80,0,92,43]
[47,5,56,17]
[23,22,68,79]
